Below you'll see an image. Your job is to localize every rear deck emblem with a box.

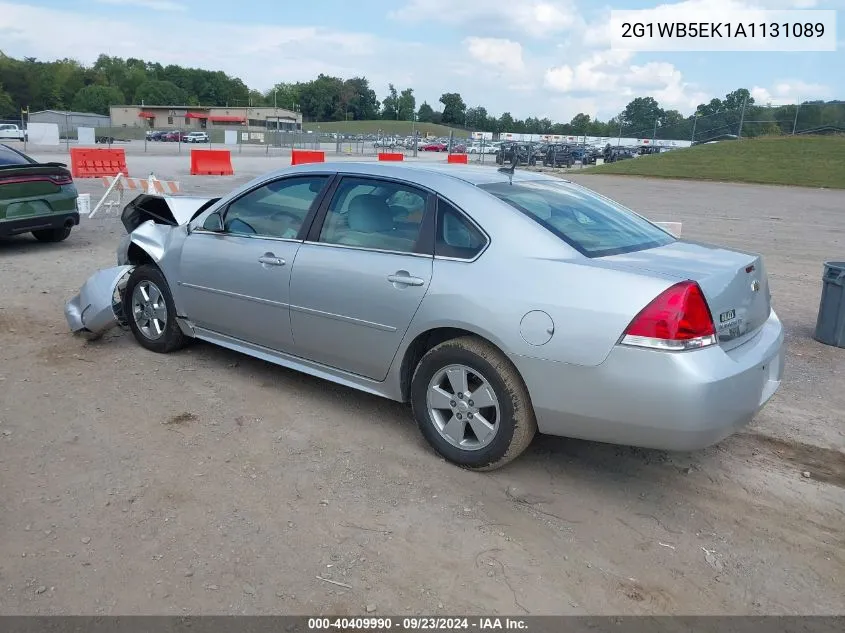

[751,280,761,292]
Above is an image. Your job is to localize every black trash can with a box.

[814,261,845,348]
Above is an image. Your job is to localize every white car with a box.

[0,124,26,141]
[184,132,209,143]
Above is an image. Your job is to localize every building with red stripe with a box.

[110,105,302,132]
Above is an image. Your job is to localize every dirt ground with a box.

[1,152,843,616]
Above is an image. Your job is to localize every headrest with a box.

[348,195,393,232]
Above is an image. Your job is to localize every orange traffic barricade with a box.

[291,150,325,165]
[69,148,128,178]
[190,149,234,176]
[447,153,468,164]
[378,153,404,161]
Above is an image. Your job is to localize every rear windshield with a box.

[479,180,675,257]
[0,144,35,167]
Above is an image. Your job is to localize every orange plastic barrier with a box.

[69,148,128,178]
[378,153,404,161]
[291,150,325,165]
[447,153,468,164]
[190,149,234,176]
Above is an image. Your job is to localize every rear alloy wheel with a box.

[411,336,537,470]
[124,264,186,354]
[32,226,71,243]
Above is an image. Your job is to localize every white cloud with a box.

[751,81,830,105]
[95,0,186,11]
[390,0,581,38]
[464,37,524,73]
[544,49,708,113]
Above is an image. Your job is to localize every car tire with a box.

[32,226,71,243]
[411,336,537,470]
[124,264,187,354]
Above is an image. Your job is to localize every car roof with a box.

[278,161,562,187]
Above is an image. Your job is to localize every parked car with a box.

[451,143,467,153]
[543,144,574,168]
[0,143,79,242]
[496,142,536,166]
[0,124,27,141]
[163,131,186,142]
[373,138,398,149]
[184,132,209,143]
[422,142,447,152]
[65,162,784,470]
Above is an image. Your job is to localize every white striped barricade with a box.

[89,173,182,218]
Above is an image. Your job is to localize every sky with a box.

[0,0,842,122]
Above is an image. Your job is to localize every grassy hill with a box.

[587,136,845,189]
[302,120,466,138]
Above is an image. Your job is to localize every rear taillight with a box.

[50,174,73,186]
[0,174,73,186]
[621,281,717,351]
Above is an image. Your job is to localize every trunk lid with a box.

[604,240,772,350]
[0,164,71,200]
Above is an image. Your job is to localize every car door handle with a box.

[387,273,425,286]
[258,255,285,266]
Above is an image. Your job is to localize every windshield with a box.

[479,180,675,258]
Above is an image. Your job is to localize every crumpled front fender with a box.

[65,265,134,335]
[127,219,173,262]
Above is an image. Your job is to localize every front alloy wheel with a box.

[124,264,187,353]
[131,280,168,340]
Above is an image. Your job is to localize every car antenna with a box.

[497,157,517,185]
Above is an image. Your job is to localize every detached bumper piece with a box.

[65,265,134,336]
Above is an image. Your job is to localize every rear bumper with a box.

[512,310,785,451]
[0,210,79,237]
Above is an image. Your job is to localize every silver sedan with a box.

[66,162,784,469]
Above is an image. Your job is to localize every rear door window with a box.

[479,180,675,257]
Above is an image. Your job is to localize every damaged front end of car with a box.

[65,193,217,337]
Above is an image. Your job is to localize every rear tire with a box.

[124,264,186,354]
[411,336,537,470]
[32,226,71,243]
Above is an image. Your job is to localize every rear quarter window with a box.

[0,144,35,166]
[479,180,675,257]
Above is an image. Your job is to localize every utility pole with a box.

[792,98,801,135]
[690,113,698,143]
[616,116,623,149]
[737,96,748,138]
[652,118,658,146]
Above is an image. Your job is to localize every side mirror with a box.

[202,211,224,232]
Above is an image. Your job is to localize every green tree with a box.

[623,96,664,134]
[133,80,187,105]
[570,113,591,129]
[696,98,723,116]
[298,74,344,121]
[340,77,379,120]
[267,82,301,111]
[381,84,399,119]
[416,101,435,123]
[439,92,466,125]
[498,112,515,131]
[72,85,125,115]
[723,88,753,110]
[0,82,14,117]
[398,88,415,121]
[465,106,488,130]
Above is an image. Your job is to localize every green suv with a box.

[0,143,79,242]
